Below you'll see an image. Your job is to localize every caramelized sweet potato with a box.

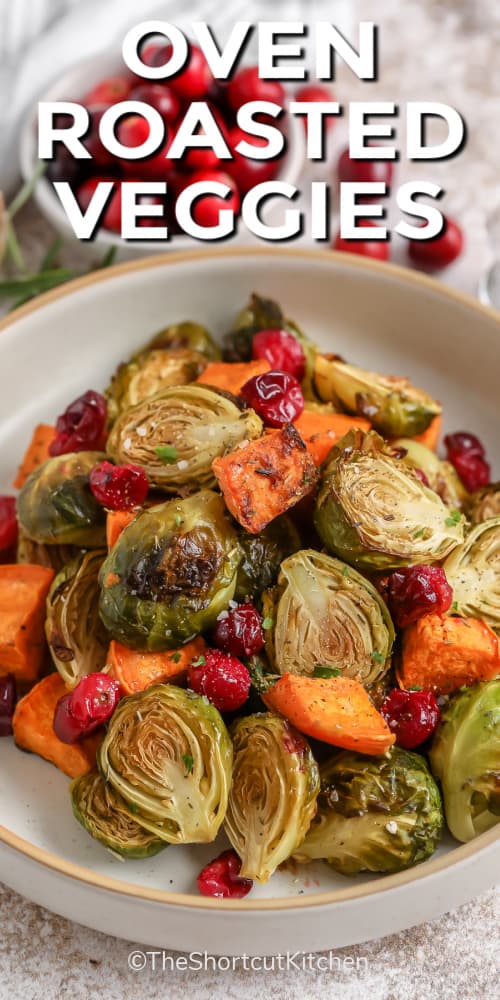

[106,510,136,549]
[13,424,55,489]
[269,412,371,467]
[412,415,442,452]
[12,673,101,778]
[108,636,207,695]
[399,614,500,694]
[196,359,270,396]
[0,564,54,683]
[213,423,318,533]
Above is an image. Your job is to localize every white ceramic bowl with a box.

[0,248,498,956]
[19,52,305,261]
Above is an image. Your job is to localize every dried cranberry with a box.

[0,497,18,552]
[129,83,180,124]
[187,169,240,228]
[187,650,250,713]
[53,673,122,744]
[337,146,394,187]
[89,461,149,510]
[412,468,430,488]
[333,221,390,261]
[386,565,453,629]
[444,432,485,457]
[213,604,264,658]
[252,329,306,381]
[381,689,441,749]
[408,216,463,269]
[228,66,285,111]
[0,676,16,737]
[49,390,107,456]
[197,849,253,899]
[240,370,304,427]
[84,75,131,106]
[444,431,491,492]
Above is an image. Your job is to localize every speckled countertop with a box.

[1,1,499,997]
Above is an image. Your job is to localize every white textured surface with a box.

[1,0,499,995]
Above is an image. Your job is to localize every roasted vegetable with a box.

[443,518,500,631]
[106,348,207,423]
[13,424,55,489]
[395,437,469,509]
[315,429,465,571]
[288,412,371,466]
[148,320,221,360]
[45,550,109,688]
[70,769,167,858]
[399,614,500,695]
[196,359,270,396]
[234,515,301,602]
[0,564,54,683]
[296,747,443,874]
[108,636,207,694]
[16,452,107,547]
[99,490,241,651]
[314,355,441,437]
[412,415,442,452]
[262,550,394,685]
[97,684,233,843]
[429,680,500,842]
[468,483,500,524]
[213,423,317,534]
[106,510,136,550]
[17,530,78,574]
[106,384,262,493]
[224,713,320,882]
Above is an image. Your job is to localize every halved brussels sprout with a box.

[46,549,109,687]
[224,713,320,882]
[17,529,79,573]
[234,515,302,602]
[70,769,167,859]
[295,746,443,874]
[429,680,500,842]
[261,550,394,686]
[315,430,465,571]
[148,320,221,360]
[106,349,207,424]
[16,452,107,546]
[106,384,263,492]
[99,490,241,651]
[395,438,469,509]
[443,517,500,631]
[314,355,441,437]
[98,684,233,844]
[468,483,500,525]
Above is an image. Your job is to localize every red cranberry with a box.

[381,689,441,749]
[53,673,122,744]
[165,43,212,99]
[77,176,109,212]
[240,370,304,427]
[386,565,453,629]
[186,170,240,228]
[0,497,18,552]
[444,431,491,492]
[228,66,285,111]
[295,84,337,135]
[333,220,390,261]
[408,216,463,269]
[187,650,250,713]
[252,329,306,380]
[337,145,394,188]
[84,106,115,166]
[444,432,485,457]
[84,75,131,106]
[213,604,264,658]
[89,461,149,510]
[182,145,221,172]
[226,128,282,194]
[0,676,16,737]
[197,849,253,899]
[129,83,180,124]
[50,390,107,456]
[413,468,430,488]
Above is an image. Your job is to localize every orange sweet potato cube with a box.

[0,564,55,683]
[400,614,500,695]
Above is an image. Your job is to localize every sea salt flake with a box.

[386,821,398,834]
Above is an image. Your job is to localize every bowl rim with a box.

[1,244,499,912]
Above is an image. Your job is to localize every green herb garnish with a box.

[313,666,342,679]
[155,446,178,464]
[371,650,385,664]
[170,652,181,663]
[181,754,194,776]
[191,655,206,667]
[445,510,461,527]
[262,617,274,630]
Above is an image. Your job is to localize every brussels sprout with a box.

[395,438,469,510]
[295,747,443,874]
[261,550,394,686]
[429,680,500,842]
[224,713,320,881]
[46,549,109,687]
[99,490,241,651]
[148,320,221,360]
[314,355,441,437]
[468,483,500,525]
[16,452,107,546]
[70,769,167,859]
[234,515,302,602]
[443,517,500,631]
[17,529,79,573]
[98,684,233,844]
[106,349,208,424]
[106,384,263,493]
[315,429,465,571]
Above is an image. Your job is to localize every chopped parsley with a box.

[413,528,425,539]
[313,666,341,679]
[451,600,459,613]
[181,754,194,776]
[191,655,206,667]
[170,651,181,663]
[174,513,182,526]
[445,510,461,527]
[342,566,350,577]
[155,445,178,464]
[128,802,138,815]
[371,650,385,664]
[262,617,274,630]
